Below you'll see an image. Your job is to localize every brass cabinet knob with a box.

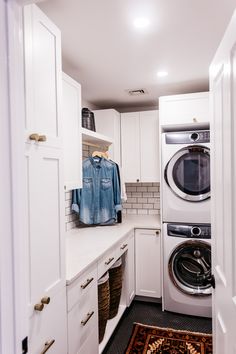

[38,135,47,142]
[193,117,197,123]
[41,296,50,305]
[34,303,44,311]
[29,133,39,141]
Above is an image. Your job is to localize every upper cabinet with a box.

[121,110,159,183]
[93,109,121,165]
[62,73,82,190]
[24,4,62,149]
[159,92,209,128]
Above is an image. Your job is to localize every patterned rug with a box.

[125,323,213,354]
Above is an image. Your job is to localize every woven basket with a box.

[108,258,123,319]
[98,272,110,343]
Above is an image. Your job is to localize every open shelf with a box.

[81,127,113,147]
[99,304,126,354]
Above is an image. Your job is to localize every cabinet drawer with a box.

[78,330,99,354]
[68,292,98,354]
[97,247,117,279]
[67,266,97,312]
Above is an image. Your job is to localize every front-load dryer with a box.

[163,222,213,317]
[161,130,210,223]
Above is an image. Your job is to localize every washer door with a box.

[165,145,210,202]
[168,240,212,296]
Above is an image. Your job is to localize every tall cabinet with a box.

[121,110,159,183]
[24,5,67,353]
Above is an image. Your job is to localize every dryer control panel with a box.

[165,130,210,144]
[167,223,211,239]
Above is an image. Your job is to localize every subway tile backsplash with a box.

[122,182,160,215]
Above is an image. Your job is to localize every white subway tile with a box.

[152,183,160,187]
[148,198,159,203]
[127,197,137,203]
[137,187,147,192]
[153,192,160,197]
[65,200,72,208]
[154,203,160,209]
[141,183,153,187]
[123,203,132,209]
[132,203,143,209]
[143,203,153,209]
[122,209,127,214]
[147,187,159,192]
[127,209,137,215]
[138,197,148,203]
[65,207,72,216]
[126,186,137,192]
[138,209,148,215]
[143,192,153,197]
[132,192,142,197]
[148,209,159,215]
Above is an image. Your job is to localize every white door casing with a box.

[210,8,236,353]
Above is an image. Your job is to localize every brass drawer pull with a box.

[34,303,44,312]
[38,135,47,142]
[105,257,114,265]
[81,311,94,326]
[40,339,55,354]
[81,277,94,289]
[120,243,128,250]
[41,296,50,305]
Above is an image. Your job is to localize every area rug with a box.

[125,323,213,354]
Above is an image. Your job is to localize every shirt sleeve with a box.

[71,189,81,214]
[112,164,122,212]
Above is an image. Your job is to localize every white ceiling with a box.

[39,0,236,110]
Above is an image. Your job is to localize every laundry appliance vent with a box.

[127,88,148,96]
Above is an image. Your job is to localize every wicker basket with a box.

[108,258,123,319]
[98,272,110,343]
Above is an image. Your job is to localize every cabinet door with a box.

[24,4,62,149]
[159,92,209,127]
[127,232,135,306]
[140,111,159,182]
[62,73,82,190]
[135,229,161,298]
[121,112,140,182]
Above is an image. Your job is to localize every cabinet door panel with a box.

[24,5,62,149]
[140,111,159,182]
[121,112,140,182]
[62,74,82,190]
[25,146,65,313]
[135,229,161,298]
[127,232,135,305]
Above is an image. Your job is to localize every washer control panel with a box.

[165,130,210,144]
[167,223,211,239]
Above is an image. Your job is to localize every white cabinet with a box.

[135,229,161,298]
[62,73,82,190]
[126,231,135,306]
[121,110,159,183]
[159,92,209,128]
[67,265,98,354]
[24,4,67,352]
[93,109,121,165]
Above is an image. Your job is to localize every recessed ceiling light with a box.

[133,17,150,29]
[157,71,168,77]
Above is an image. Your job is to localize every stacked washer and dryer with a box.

[160,93,213,318]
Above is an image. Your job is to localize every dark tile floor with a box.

[103,300,212,354]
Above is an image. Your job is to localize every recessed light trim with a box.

[157,71,169,77]
[133,17,150,29]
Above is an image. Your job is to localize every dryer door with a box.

[165,146,210,201]
[169,240,212,296]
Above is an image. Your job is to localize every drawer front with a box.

[97,247,117,279]
[67,266,97,312]
[116,238,129,259]
[68,291,98,354]
[78,330,99,354]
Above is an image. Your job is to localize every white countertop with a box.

[66,215,160,285]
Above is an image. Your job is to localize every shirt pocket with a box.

[101,178,112,190]
[83,177,93,189]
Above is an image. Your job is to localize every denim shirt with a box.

[72,157,122,225]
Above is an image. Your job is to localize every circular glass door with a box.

[168,240,212,296]
[165,146,210,201]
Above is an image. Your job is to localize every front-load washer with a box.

[163,222,213,317]
[161,130,210,223]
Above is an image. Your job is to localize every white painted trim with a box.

[0,0,28,353]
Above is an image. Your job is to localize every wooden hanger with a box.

[92,150,109,159]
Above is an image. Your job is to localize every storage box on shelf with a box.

[159,92,209,130]
[121,110,159,183]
